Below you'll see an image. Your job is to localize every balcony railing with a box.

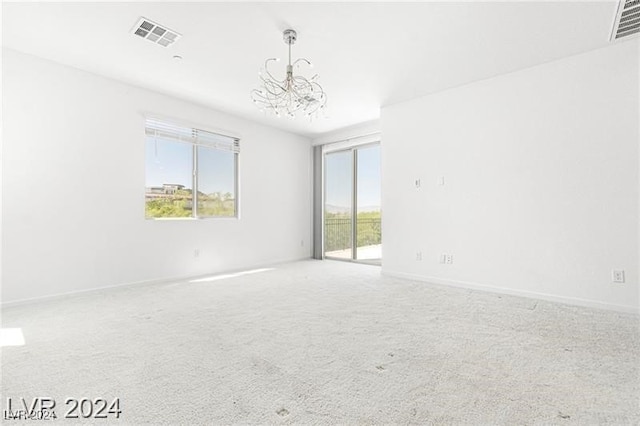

[324,217,381,252]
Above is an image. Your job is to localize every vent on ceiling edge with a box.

[611,0,640,40]
[131,17,180,47]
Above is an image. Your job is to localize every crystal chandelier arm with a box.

[253,78,293,110]
[292,58,312,67]
[263,58,285,86]
[287,78,326,115]
[260,76,287,95]
[252,78,285,99]
[289,81,312,103]
[251,88,283,114]
[291,75,324,98]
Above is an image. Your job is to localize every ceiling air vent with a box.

[132,17,180,47]
[611,0,640,40]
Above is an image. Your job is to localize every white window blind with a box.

[145,117,240,152]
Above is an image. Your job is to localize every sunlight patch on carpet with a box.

[189,268,275,283]
[0,328,25,346]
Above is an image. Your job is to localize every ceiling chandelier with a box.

[251,29,327,119]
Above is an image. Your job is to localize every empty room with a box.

[1,1,639,424]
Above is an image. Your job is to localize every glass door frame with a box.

[322,141,380,264]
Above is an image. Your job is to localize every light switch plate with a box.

[612,270,625,283]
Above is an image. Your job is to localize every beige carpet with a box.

[2,260,639,425]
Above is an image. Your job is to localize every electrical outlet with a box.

[416,251,422,261]
[194,249,200,258]
[612,270,625,283]
[445,254,453,264]
[439,254,446,264]
[415,179,421,189]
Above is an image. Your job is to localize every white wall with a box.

[2,49,312,304]
[381,40,639,313]
[311,120,380,147]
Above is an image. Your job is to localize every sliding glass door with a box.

[355,145,381,261]
[324,144,381,262]
[324,150,353,260]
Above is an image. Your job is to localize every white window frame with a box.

[144,117,240,220]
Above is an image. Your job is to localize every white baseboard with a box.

[381,269,639,315]
[1,256,313,308]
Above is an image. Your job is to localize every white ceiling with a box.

[2,1,623,138]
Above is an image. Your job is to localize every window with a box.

[144,118,239,219]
